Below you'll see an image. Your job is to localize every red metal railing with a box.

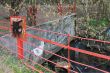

[0,1,110,72]
[0,24,110,73]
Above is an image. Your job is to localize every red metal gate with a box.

[0,20,110,73]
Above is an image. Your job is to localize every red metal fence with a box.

[0,19,110,73]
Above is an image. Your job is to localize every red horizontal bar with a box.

[12,39,110,73]
[27,26,68,36]
[69,47,110,60]
[1,21,110,45]
[72,36,110,45]
[0,34,108,73]
[27,33,68,48]
[0,34,76,73]
[0,26,9,30]
[27,27,110,45]
[0,43,55,73]
[0,20,10,24]
[0,43,44,73]
[17,33,107,72]
[21,36,109,73]
[27,33,110,61]
[0,25,109,72]
[0,37,55,73]
[23,62,43,73]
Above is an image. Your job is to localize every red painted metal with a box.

[0,20,9,24]
[27,33,110,60]
[68,34,71,73]
[0,32,108,73]
[23,62,43,73]
[10,16,26,59]
[0,44,55,73]
[0,10,109,73]
[0,27,110,73]
[0,37,55,73]
[0,30,109,72]
[17,38,24,59]
[0,26,9,30]
[1,2,110,73]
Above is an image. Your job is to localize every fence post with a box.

[17,37,24,59]
[67,34,70,73]
[10,16,26,60]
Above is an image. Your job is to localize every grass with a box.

[35,65,53,73]
[0,47,32,73]
[4,57,32,73]
[0,47,53,73]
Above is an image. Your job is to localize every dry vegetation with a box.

[76,0,110,39]
[0,54,14,73]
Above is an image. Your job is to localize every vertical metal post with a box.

[68,34,70,73]
[17,37,24,59]
[10,16,26,60]
[17,17,26,59]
